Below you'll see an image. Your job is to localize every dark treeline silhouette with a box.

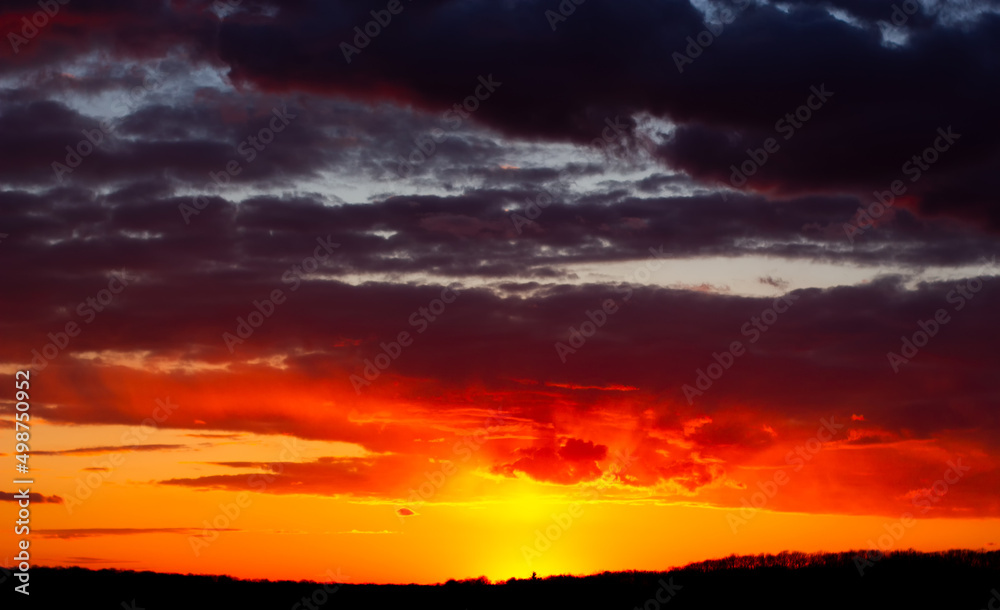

[3,549,998,609]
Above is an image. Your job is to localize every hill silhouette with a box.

[2,549,998,609]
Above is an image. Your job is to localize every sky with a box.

[1,0,999,585]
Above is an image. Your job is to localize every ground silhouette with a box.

[2,549,997,609]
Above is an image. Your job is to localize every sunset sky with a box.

[1,0,999,585]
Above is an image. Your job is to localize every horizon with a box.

[13,548,1000,586]
[8,550,999,609]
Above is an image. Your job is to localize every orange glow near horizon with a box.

[2,362,998,585]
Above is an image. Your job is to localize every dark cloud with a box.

[0,1,996,225]
[159,455,431,496]
[0,491,64,504]
[10,271,1000,464]
[758,276,789,290]
[657,460,719,493]
[33,527,231,539]
[558,438,608,462]
[34,444,188,456]
[493,438,609,484]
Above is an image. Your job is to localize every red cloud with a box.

[493,438,608,485]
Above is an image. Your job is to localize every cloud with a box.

[33,527,225,540]
[558,438,608,462]
[657,459,721,493]
[493,438,608,484]
[60,556,136,564]
[758,276,789,290]
[0,1,997,227]
[0,491,63,504]
[34,444,188,456]
[159,455,431,497]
